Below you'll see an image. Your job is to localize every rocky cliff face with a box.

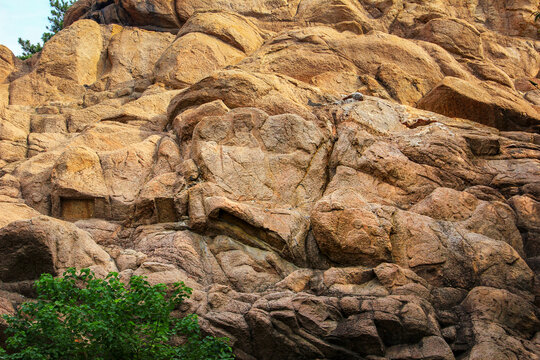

[1,0,540,359]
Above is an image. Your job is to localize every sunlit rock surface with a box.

[1,0,539,358]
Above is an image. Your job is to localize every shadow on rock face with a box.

[0,217,116,282]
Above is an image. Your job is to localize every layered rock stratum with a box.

[1,0,540,359]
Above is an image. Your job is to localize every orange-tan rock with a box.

[0,0,539,358]
[0,46,18,84]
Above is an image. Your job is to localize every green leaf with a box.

[16,0,75,59]
[1,269,234,360]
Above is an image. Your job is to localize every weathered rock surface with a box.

[0,216,116,282]
[1,0,539,358]
[418,76,540,131]
[0,46,19,84]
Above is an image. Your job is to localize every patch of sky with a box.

[0,0,51,56]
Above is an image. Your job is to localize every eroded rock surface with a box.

[0,0,539,358]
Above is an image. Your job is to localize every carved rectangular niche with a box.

[60,197,100,221]
[155,197,177,223]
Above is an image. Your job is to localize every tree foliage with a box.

[17,0,75,59]
[0,269,234,360]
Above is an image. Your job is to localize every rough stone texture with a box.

[94,26,175,90]
[0,216,116,281]
[166,69,331,122]
[0,0,539,359]
[417,76,540,131]
[154,32,245,88]
[9,20,106,106]
[239,28,445,103]
[0,46,19,84]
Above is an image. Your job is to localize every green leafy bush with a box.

[0,269,234,360]
[17,0,75,59]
